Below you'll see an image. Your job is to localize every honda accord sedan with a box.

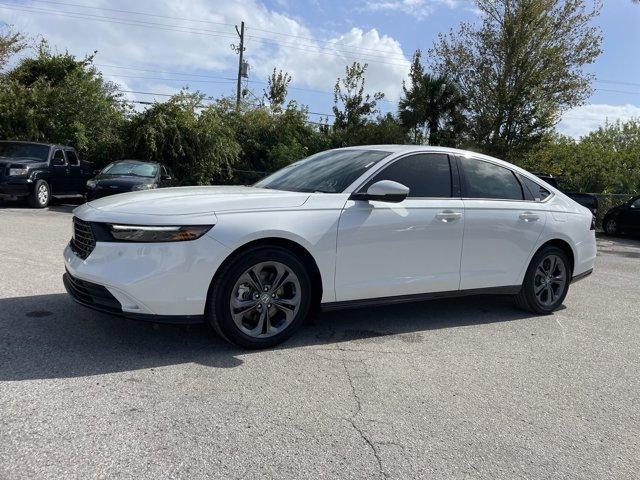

[63,146,596,348]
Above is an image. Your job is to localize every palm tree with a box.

[399,50,466,146]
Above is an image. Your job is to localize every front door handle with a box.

[436,210,463,222]
[519,212,540,222]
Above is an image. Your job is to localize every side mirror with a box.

[352,180,410,203]
[161,174,172,181]
[51,158,65,166]
[93,169,101,175]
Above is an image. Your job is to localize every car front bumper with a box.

[0,178,31,197]
[63,232,231,320]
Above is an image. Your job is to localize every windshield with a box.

[254,149,391,193]
[0,143,49,161]
[101,161,158,178]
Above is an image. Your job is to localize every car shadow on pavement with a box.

[0,292,537,381]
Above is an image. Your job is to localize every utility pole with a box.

[234,21,245,110]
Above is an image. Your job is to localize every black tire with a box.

[515,245,571,314]
[603,217,619,236]
[28,180,50,208]
[207,246,313,349]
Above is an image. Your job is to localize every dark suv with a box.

[0,141,92,208]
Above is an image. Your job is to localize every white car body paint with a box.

[64,145,596,319]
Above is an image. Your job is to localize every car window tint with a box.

[520,175,551,201]
[364,153,452,198]
[53,150,65,163]
[65,150,79,166]
[461,158,523,200]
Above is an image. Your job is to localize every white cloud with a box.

[363,0,460,20]
[0,0,410,107]
[559,104,640,138]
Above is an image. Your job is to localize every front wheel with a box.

[515,246,570,314]
[28,180,50,208]
[207,246,312,349]
[603,217,618,236]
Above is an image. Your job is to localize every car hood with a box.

[0,158,47,168]
[91,175,155,188]
[75,186,311,223]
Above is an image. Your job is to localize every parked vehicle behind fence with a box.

[602,195,640,236]
[64,146,596,349]
[0,141,92,208]
[85,160,176,201]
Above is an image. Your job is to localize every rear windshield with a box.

[0,143,49,161]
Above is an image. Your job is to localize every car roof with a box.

[0,140,73,149]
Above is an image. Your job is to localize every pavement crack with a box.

[340,353,387,479]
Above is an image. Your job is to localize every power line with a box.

[1,3,410,68]
[21,0,409,61]
[23,0,237,28]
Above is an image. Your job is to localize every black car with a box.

[86,160,175,201]
[602,196,640,236]
[0,141,92,207]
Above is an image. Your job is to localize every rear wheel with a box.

[28,180,50,208]
[515,246,570,314]
[207,246,312,349]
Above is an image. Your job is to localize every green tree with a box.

[0,41,128,164]
[430,0,602,159]
[520,119,640,194]
[399,49,466,146]
[125,92,241,185]
[264,68,292,113]
[0,27,24,70]
[332,62,384,145]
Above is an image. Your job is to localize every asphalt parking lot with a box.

[1,202,638,480]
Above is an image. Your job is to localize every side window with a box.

[52,149,66,165]
[520,175,551,202]
[364,153,452,198]
[460,158,523,200]
[631,198,640,209]
[65,150,79,166]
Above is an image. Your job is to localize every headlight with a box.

[108,224,213,242]
[9,167,28,176]
[131,184,156,191]
[86,180,97,188]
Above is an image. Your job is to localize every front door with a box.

[620,197,640,233]
[457,157,546,290]
[335,153,464,302]
[50,149,69,194]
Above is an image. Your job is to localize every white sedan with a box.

[64,146,596,348]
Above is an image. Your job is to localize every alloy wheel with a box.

[533,254,567,307]
[229,261,301,338]
[37,184,49,206]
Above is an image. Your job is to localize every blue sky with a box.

[1,0,639,137]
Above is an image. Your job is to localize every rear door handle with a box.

[519,212,540,222]
[436,210,463,222]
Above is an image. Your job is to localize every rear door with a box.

[458,156,547,290]
[335,153,464,301]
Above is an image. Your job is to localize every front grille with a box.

[63,271,122,313]
[70,217,96,260]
